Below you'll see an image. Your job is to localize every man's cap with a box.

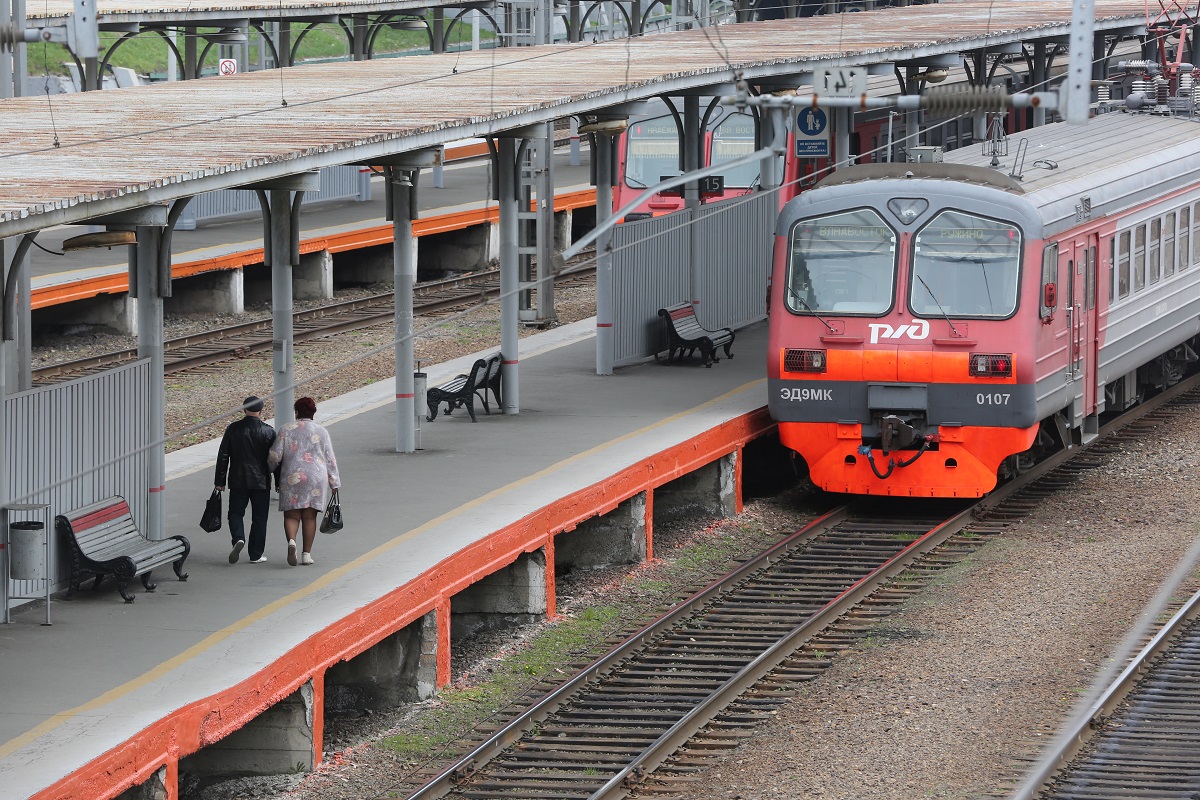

[243,396,265,413]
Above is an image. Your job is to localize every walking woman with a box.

[267,396,341,566]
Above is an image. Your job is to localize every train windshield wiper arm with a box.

[915,274,961,337]
[788,286,835,333]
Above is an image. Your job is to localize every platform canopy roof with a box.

[29,0,457,26]
[0,0,1153,238]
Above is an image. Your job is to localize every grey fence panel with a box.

[5,360,152,599]
[611,211,693,367]
[176,165,369,230]
[695,192,776,331]
[611,191,777,366]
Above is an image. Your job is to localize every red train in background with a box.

[613,72,1035,222]
[767,109,1200,497]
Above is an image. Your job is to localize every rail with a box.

[400,371,1200,800]
[33,262,596,383]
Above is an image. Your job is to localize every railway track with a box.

[1017,594,1200,800]
[32,264,595,384]
[405,501,981,800]
[391,373,1200,800]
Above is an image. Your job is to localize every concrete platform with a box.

[0,319,772,800]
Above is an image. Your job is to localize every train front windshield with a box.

[625,116,681,188]
[786,209,897,315]
[710,112,761,189]
[910,211,1021,318]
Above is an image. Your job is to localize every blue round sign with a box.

[796,108,828,136]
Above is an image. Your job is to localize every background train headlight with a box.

[785,348,827,373]
[969,353,1013,377]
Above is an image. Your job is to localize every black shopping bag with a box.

[320,489,344,534]
[200,489,222,532]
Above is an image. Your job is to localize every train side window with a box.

[1108,237,1116,302]
[1041,243,1058,318]
[1180,206,1190,271]
[1118,230,1131,298]
[1134,225,1146,292]
[1164,213,1176,277]
[1194,202,1200,266]
[1087,245,1096,310]
[1149,218,1161,284]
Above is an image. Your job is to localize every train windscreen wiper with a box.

[787,286,835,333]
[915,273,962,337]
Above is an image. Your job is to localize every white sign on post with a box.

[819,67,868,97]
[219,58,238,76]
[794,107,830,158]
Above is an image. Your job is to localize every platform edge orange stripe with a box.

[32,190,597,310]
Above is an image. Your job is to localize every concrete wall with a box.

[450,548,547,642]
[419,223,496,278]
[555,491,647,573]
[165,269,244,315]
[654,451,738,524]
[178,681,315,782]
[35,294,136,336]
[325,611,438,713]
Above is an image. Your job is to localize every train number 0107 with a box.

[976,392,1011,405]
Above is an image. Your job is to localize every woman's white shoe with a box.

[287,539,298,566]
[301,552,314,565]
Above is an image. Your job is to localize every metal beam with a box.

[85,206,170,227]
[498,137,519,412]
[392,168,417,453]
[134,225,166,540]
[365,149,443,168]
[235,172,321,192]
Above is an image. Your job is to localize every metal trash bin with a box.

[10,521,46,581]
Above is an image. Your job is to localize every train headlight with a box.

[785,349,827,373]
[969,353,1013,377]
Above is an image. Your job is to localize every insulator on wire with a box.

[1157,76,1171,106]
[1119,59,1162,74]
[1180,74,1195,97]
[1096,83,1112,102]
[921,84,1010,113]
[0,23,21,52]
[1132,78,1153,99]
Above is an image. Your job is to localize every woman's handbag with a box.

[320,489,344,533]
[200,489,223,532]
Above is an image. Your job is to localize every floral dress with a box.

[267,420,341,512]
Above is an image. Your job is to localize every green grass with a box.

[378,516,790,763]
[380,606,619,758]
[28,19,495,78]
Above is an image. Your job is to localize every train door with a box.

[1069,233,1100,427]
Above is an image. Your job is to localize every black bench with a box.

[56,496,190,603]
[475,354,503,414]
[427,357,490,422]
[658,302,735,367]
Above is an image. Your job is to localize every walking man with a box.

[215,396,277,563]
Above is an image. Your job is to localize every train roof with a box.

[945,111,1200,232]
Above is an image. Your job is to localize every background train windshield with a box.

[910,211,1021,318]
[710,112,760,188]
[625,116,681,188]
[786,209,896,315]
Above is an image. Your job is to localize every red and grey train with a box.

[767,110,1200,497]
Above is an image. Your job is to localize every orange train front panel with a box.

[768,346,1037,497]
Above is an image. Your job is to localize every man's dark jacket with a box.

[215,416,276,491]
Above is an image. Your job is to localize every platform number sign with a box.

[219,58,238,76]
[794,107,830,158]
